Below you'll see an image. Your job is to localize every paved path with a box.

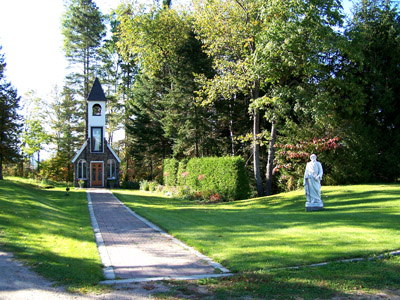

[87,189,230,284]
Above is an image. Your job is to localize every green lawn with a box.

[114,184,400,298]
[1,177,399,298]
[0,177,104,292]
[114,184,400,271]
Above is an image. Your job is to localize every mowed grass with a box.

[114,184,400,298]
[114,184,400,271]
[0,177,104,291]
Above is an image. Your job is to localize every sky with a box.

[0,0,353,101]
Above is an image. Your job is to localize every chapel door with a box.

[91,163,103,187]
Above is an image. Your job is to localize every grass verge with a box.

[0,177,104,292]
[114,184,400,299]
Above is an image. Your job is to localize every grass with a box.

[114,184,400,299]
[1,177,399,298]
[0,177,104,292]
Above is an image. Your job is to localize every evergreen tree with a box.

[125,74,172,180]
[98,13,137,146]
[45,87,82,182]
[62,0,106,139]
[341,0,400,182]
[0,46,22,180]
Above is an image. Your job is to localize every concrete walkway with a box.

[87,189,231,284]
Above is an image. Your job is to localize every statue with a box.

[303,154,324,211]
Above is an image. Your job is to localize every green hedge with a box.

[163,156,250,200]
[163,158,178,187]
[177,159,189,186]
[185,156,250,200]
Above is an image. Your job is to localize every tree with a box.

[97,13,137,146]
[116,2,222,179]
[20,91,51,174]
[45,87,82,182]
[336,0,400,182]
[62,0,106,139]
[0,46,22,180]
[22,119,50,173]
[192,0,343,195]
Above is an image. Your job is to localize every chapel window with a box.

[107,159,116,179]
[91,127,103,152]
[77,159,87,179]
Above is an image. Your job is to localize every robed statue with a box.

[303,154,324,211]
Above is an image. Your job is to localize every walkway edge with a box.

[100,273,234,285]
[110,192,231,274]
[87,191,116,280]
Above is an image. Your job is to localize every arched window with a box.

[92,104,101,116]
[77,159,87,179]
[107,159,116,179]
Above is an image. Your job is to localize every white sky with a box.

[0,0,352,100]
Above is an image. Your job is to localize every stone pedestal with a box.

[306,205,324,212]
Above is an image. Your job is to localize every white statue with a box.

[303,154,324,211]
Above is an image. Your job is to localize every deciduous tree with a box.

[192,0,343,195]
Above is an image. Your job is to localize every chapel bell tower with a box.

[87,78,107,154]
[72,77,121,188]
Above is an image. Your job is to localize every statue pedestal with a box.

[306,206,324,212]
[306,201,324,212]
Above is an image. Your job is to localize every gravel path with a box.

[0,251,170,300]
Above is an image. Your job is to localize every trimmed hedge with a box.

[163,158,178,187]
[164,156,250,201]
[177,159,189,187]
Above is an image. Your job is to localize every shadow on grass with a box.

[1,243,103,288]
[210,256,400,299]
[114,186,400,271]
[0,180,96,243]
[0,179,104,287]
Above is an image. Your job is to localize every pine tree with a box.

[0,46,22,180]
[62,0,106,139]
[46,87,82,182]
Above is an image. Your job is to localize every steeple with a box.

[87,77,107,102]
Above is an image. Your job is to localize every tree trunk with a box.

[251,78,263,197]
[230,95,235,156]
[253,109,263,197]
[194,105,199,157]
[0,155,3,180]
[265,120,277,196]
[37,150,40,172]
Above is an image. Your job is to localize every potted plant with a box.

[78,179,85,188]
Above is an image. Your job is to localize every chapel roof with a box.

[87,77,107,101]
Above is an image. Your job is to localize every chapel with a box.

[72,78,121,188]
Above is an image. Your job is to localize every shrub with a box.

[185,156,250,200]
[121,180,140,190]
[139,180,150,191]
[163,158,179,187]
[209,193,224,202]
[148,181,158,192]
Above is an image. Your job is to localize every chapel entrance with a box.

[91,163,103,187]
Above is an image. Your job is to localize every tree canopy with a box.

[6,0,400,194]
